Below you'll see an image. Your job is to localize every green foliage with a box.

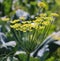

[18,54,40,61]
[3,0,12,15]
[46,56,55,61]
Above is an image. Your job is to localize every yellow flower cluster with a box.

[42,21,50,26]
[10,23,21,29]
[33,17,42,23]
[10,21,38,32]
[40,13,47,17]
[39,13,54,21]
[38,2,47,8]
[43,17,54,21]
[50,13,59,17]
[10,13,55,32]
[10,20,20,24]
[1,17,9,22]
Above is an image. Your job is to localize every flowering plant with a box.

[0,1,60,61]
[10,12,58,61]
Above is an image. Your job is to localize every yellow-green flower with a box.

[37,2,46,8]
[42,21,50,26]
[10,14,56,32]
[10,23,21,29]
[40,13,47,17]
[1,18,9,22]
[30,23,38,29]
[10,20,20,24]
[39,26,45,30]
[42,17,54,21]
[22,21,27,24]
[33,17,42,23]
[50,13,59,17]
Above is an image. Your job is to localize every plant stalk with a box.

[26,53,30,61]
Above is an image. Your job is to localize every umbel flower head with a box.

[10,13,55,32]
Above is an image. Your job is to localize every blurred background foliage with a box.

[0,0,60,61]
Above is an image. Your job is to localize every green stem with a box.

[26,53,30,61]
